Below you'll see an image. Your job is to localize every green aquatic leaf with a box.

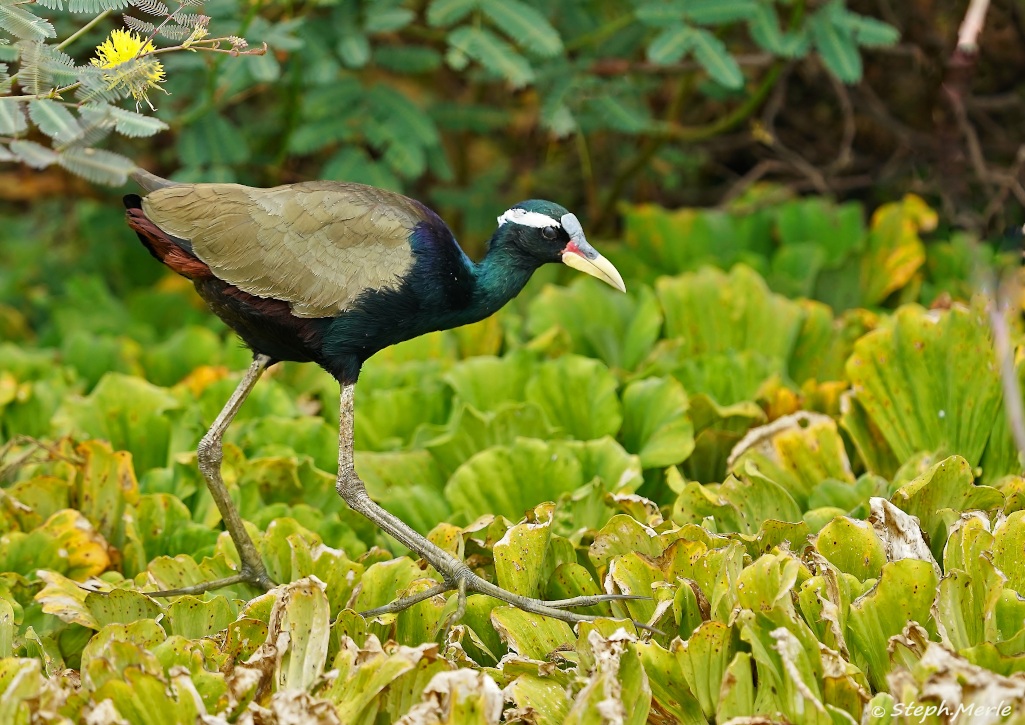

[655,265,805,364]
[938,561,1004,652]
[265,577,332,691]
[993,511,1025,596]
[141,326,224,387]
[843,303,1003,477]
[607,551,661,623]
[525,354,622,441]
[505,671,573,725]
[424,402,555,478]
[493,503,554,598]
[85,589,163,629]
[620,376,694,469]
[715,651,756,721]
[354,381,450,451]
[1,509,109,581]
[636,640,705,724]
[442,351,535,411]
[813,517,886,581]
[672,473,802,535]
[660,537,745,623]
[859,194,932,305]
[890,455,1003,561]
[74,440,140,550]
[355,449,449,536]
[848,559,938,690]
[53,373,181,473]
[565,629,651,725]
[526,279,663,370]
[589,514,662,572]
[728,412,854,508]
[491,607,574,660]
[676,621,738,719]
[165,595,235,639]
[445,438,582,522]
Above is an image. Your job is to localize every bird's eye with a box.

[542,226,558,240]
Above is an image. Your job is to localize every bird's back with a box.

[124,172,477,381]
[138,179,449,318]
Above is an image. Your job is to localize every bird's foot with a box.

[149,562,274,598]
[359,556,654,632]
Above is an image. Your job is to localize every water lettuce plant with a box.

[1,193,1024,722]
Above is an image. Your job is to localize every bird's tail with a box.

[123,194,210,280]
[130,167,179,193]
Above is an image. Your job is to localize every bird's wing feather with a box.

[140,181,426,317]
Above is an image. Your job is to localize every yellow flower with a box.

[91,29,167,107]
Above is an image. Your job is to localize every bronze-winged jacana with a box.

[124,168,628,625]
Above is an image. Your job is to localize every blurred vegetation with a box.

[5,0,1025,722]
[3,0,1024,240]
[4,185,1025,720]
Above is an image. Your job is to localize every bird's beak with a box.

[562,245,626,292]
[558,213,626,292]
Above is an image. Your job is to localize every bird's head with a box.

[496,200,626,292]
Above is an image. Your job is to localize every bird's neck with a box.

[470,235,537,317]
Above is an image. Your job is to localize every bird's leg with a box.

[336,384,647,627]
[151,355,274,597]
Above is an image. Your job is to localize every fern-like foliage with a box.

[175,13,210,29]
[57,146,135,184]
[477,0,563,58]
[28,99,83,143]
[67,0,131,12]
[14,40,77,95]
[156,23,192,41]
[0,5,57,42]
[80,102,167,137]
[2,0,260,185]
[74,104,117,147]
[9,139,57,169]
[121,14,155,34]
[129,0,169,15]
[448,26,535,88]
[0,99,27,135]
[75,64,132,104]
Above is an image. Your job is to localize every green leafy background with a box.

[3,189,1025,722]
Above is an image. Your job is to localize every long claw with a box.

[359,582,450,618]
[147,569,271,598]
[542,593,649,609]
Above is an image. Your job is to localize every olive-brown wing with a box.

[140,181,424,318]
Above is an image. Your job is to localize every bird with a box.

[123,168,628,625]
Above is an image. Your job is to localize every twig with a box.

[948,0,1025,464]
[957,0,991,52]
[824,70,855,174]
[718,160,780,207]
[980,267,1025,462]
[1,82,81,102]
[757,62,831,194]
[982,146,1025,228]
[57,9,112,52]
